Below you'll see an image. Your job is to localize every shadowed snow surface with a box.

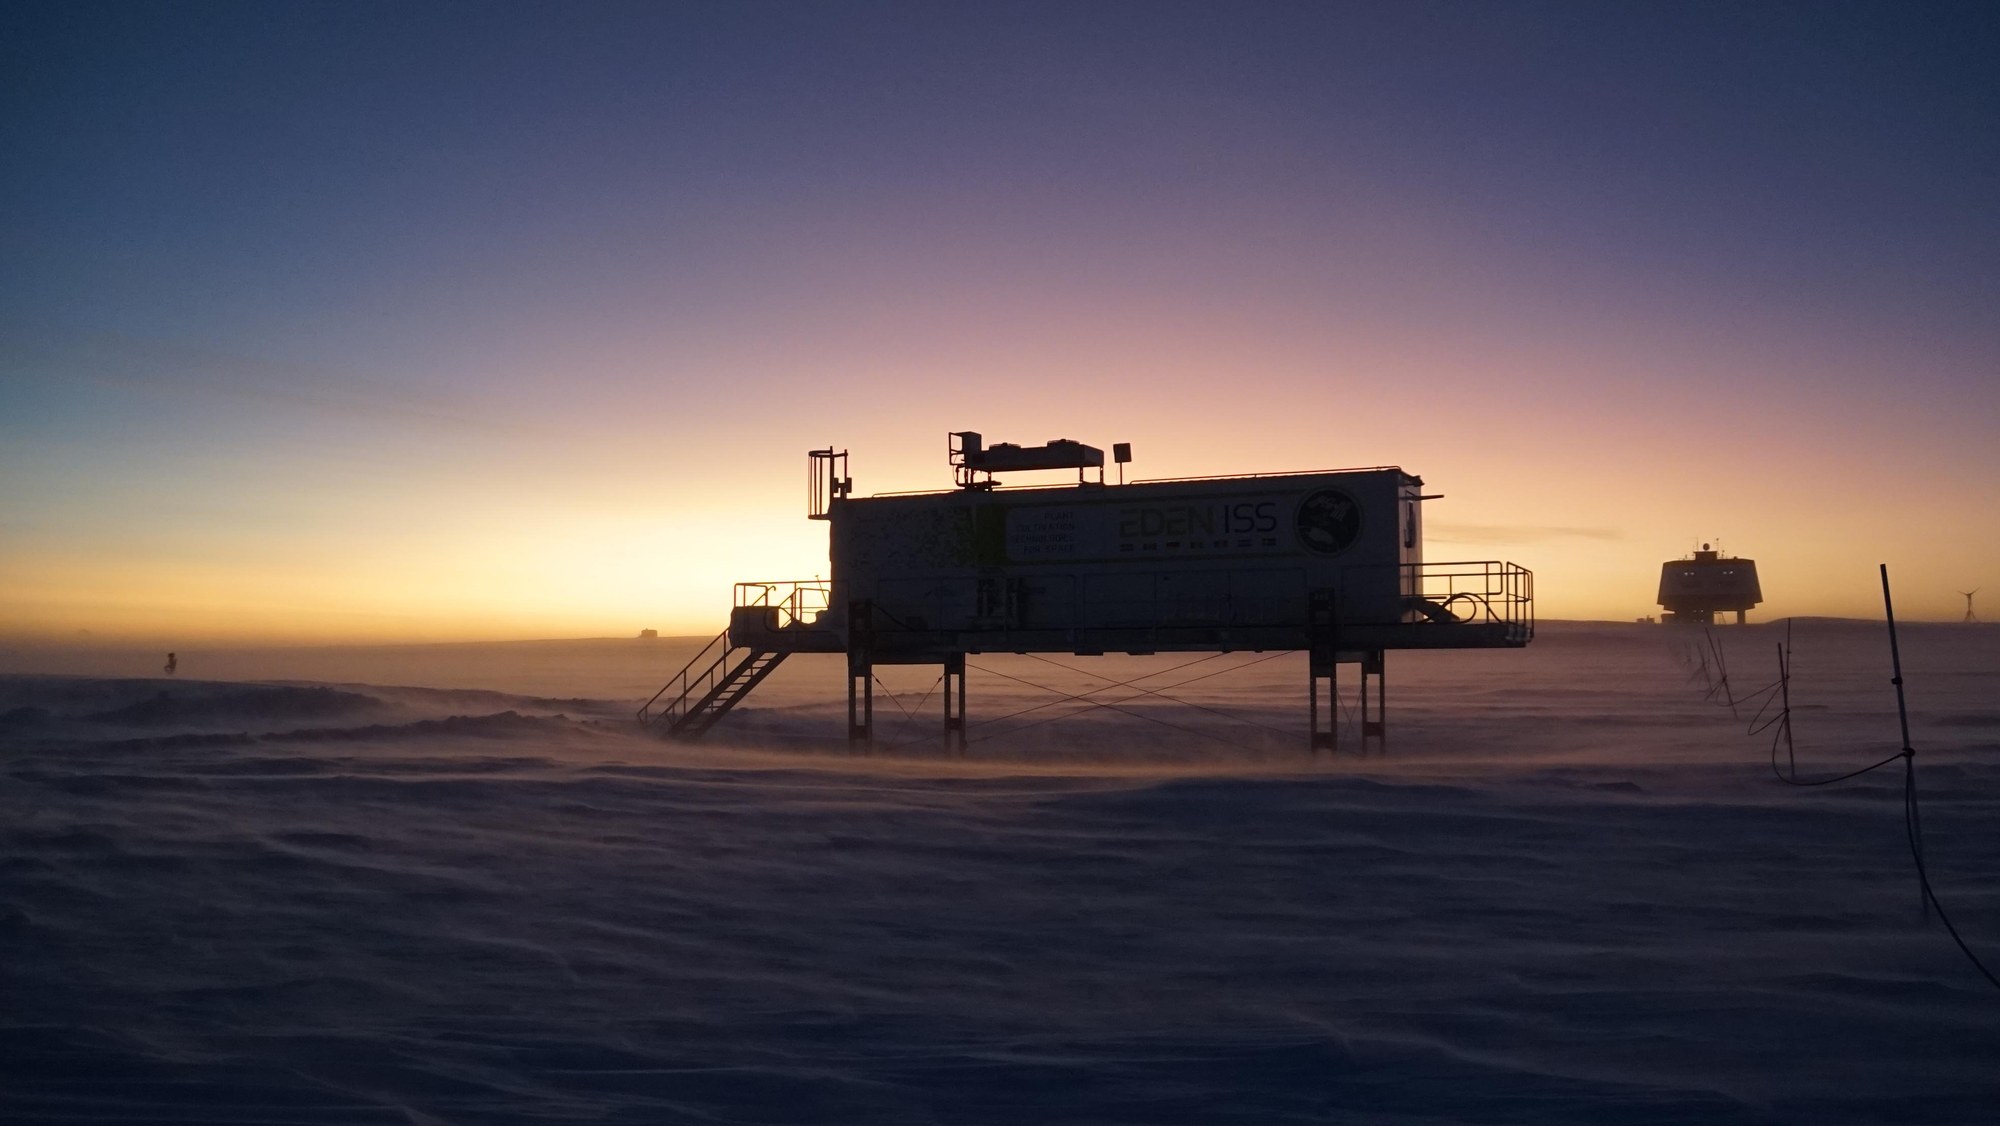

[3,622,1997,1123]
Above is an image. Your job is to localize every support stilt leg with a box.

[943,653,966,754]
[1309,655,1337,751]
[847,662,873,748]
[1361,650,1386,743]
[1308,588,1338,752]
[1308,665,1320,751]
[847,599,873,749]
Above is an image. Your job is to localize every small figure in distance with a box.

[164,652,177,676]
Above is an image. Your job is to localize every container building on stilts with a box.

[640,433,1534,750]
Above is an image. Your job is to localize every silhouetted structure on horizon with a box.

[1658,544,1762,625]
[642,432,1534,750]
[1962,590,1979,623]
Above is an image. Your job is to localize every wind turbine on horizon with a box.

[1962,589,1980,623]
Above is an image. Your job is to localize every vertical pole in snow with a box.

[1776,640,1795,778]
[1880,563,1922,918]
[1880,564,1914,756]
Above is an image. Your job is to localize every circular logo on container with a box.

[1295,488,1362,555]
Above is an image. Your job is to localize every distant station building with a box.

[1657,544,1762,625]
[642,432,1534,748]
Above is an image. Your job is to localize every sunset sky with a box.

[5,1,1996,642]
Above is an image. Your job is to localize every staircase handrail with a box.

[734,579,833,630]
[638,628,732,728]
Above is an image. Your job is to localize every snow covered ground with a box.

[3,621,1996,1123]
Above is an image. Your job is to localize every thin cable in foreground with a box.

[1691,581,1998,994]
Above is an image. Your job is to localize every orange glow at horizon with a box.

[5,392,1992,645]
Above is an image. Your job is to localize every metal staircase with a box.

[638,630,788,740]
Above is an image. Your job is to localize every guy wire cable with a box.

[1689,577,1997,992]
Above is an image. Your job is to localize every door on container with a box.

[1398,482,1424,601]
